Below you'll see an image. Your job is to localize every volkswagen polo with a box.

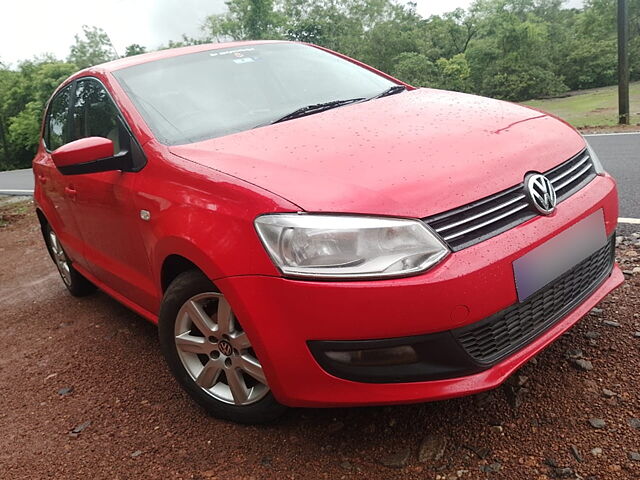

[33,41,623,423]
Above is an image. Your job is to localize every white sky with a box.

[1,0,581,67]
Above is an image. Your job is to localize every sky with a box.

[1,0,580,67]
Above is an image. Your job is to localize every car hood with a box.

[169,89,586,218]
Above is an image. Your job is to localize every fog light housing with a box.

[308,332,483,383]
[325,345,418,366]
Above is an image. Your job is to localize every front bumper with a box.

[217,174,622,407]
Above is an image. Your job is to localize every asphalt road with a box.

[0,167,33,194]
[584,133,640,219]
[1,133,637,219]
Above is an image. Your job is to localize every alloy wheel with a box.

[174,292,269,406]
[49,230,72,286]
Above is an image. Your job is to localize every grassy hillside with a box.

[524,82,640,128]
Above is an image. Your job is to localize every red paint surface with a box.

[170,89,585,218]
[51,137,114,168]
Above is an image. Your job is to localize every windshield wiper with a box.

[369,85,407,100]
[269,98,365,125]
[257,88,406,129]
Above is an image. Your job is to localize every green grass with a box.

[524,82,640,128]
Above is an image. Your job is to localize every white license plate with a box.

[513,209,607,302]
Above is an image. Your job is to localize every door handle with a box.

[37,173,47,185]
[64,185,77,200]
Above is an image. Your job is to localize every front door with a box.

[33,84,85,264]
[66,77,156,312]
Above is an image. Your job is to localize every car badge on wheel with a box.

[525,173,557,215]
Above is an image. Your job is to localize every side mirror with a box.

[51,137,130,175]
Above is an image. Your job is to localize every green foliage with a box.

[436,54,472,92]
[391,52,472,92]
[7,102,42,154]
[124,44,147,57]
[561,40,617,90]
[163,35,213,49]
[204,0,284,41]
[0,60,77,170]
[391,52,438,87]
[203,0,411,58]
[631,36,640,80]
[67,25,118,69]
[479,63,567,100]
[200,0,638,103]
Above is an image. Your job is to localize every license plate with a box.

[513,209,607,302]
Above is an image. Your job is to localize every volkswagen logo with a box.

[525,173,557,215]
[218,340,233,356]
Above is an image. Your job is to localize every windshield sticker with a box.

[209,48,256,57]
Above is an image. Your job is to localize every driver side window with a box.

[45,85,72,151]
[72,79,123,153]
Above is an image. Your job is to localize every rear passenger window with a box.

[45,86,71,151]
[72,79,123,153]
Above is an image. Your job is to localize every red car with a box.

[33,41,623,423]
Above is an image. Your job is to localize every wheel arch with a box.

[155,237,224,294]
[161,254,211,293]
[35,207,55,261]
[35,207,48,233]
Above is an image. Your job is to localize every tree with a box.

[202,0,408,59]
[277,0,403,58]
[416,8,479,61]
[67,25,118,69]
[163,35,212,49]
[464,0,568,100]
[0,67,19,166]
[561,40,617,90]
[357,5,423,73]
[124,44,147,57]
[0,59,76,170]
[435,54,472,92]
[204,0,283,41]
[391,52,438,87]
[391,52,472,92]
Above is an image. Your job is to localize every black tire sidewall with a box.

[158,270,286,424]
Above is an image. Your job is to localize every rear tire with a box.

[44,224,95,297]
[158,270,287,424]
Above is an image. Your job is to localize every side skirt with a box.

[73,263,159,325]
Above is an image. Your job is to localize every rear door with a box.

[67,77,156,312]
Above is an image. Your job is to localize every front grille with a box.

[453,236,614,365]
[425,150,597,251]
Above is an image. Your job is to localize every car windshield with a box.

[112,43,397,145]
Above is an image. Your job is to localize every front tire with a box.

[44,224,95,297]
[158,270,286,424]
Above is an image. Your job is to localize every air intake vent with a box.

[453,236,614,365]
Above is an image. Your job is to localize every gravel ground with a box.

[1,198,639,480]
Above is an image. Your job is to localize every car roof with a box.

[87,39,287,74]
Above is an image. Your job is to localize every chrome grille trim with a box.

[548,153,590,184]
[424,149,596,251]
[442,203,528,241]
[437,194,526,234]
[554,162,593,192]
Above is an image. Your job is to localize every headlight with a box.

[254,214,449,279]
[586,143,605,175]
